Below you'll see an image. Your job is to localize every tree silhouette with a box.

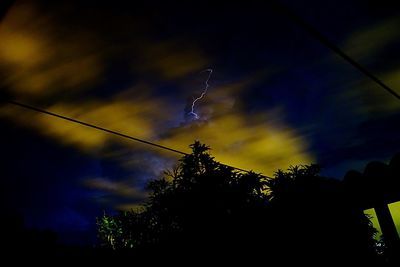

[266,165,378,265]
[97,142,381,264]
[98,142,269,260]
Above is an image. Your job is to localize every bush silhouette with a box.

[97,142,380,264]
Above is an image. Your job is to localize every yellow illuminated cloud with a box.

[159,111,313,176]
[0,3,48,66]
[0,88,173,152]
[375,69,400,112]
[0,30,46,66]
[335,18,400,116]
[0,2,104,97]
[155,76,313,175]
[0,2,313,180]
[343,17,400,60]
[338,68,400,118]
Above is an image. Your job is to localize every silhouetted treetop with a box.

[98,141,268,251]
[344,153,400,209]
[97,142,381,265]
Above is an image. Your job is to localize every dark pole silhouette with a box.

[375,202,399,253]
[345,153,400,264]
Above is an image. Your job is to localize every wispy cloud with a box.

[84,177,148,199]
[343,17,400,60]
[0,2,105,97]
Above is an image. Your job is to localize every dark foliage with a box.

[97,142,382,265]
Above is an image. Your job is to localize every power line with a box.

[6,100,272,178]
[271,1,400,101]
[8,100,187,155]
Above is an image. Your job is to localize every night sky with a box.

[0,0,399,245]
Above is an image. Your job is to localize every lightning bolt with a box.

[189,68,213,120]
